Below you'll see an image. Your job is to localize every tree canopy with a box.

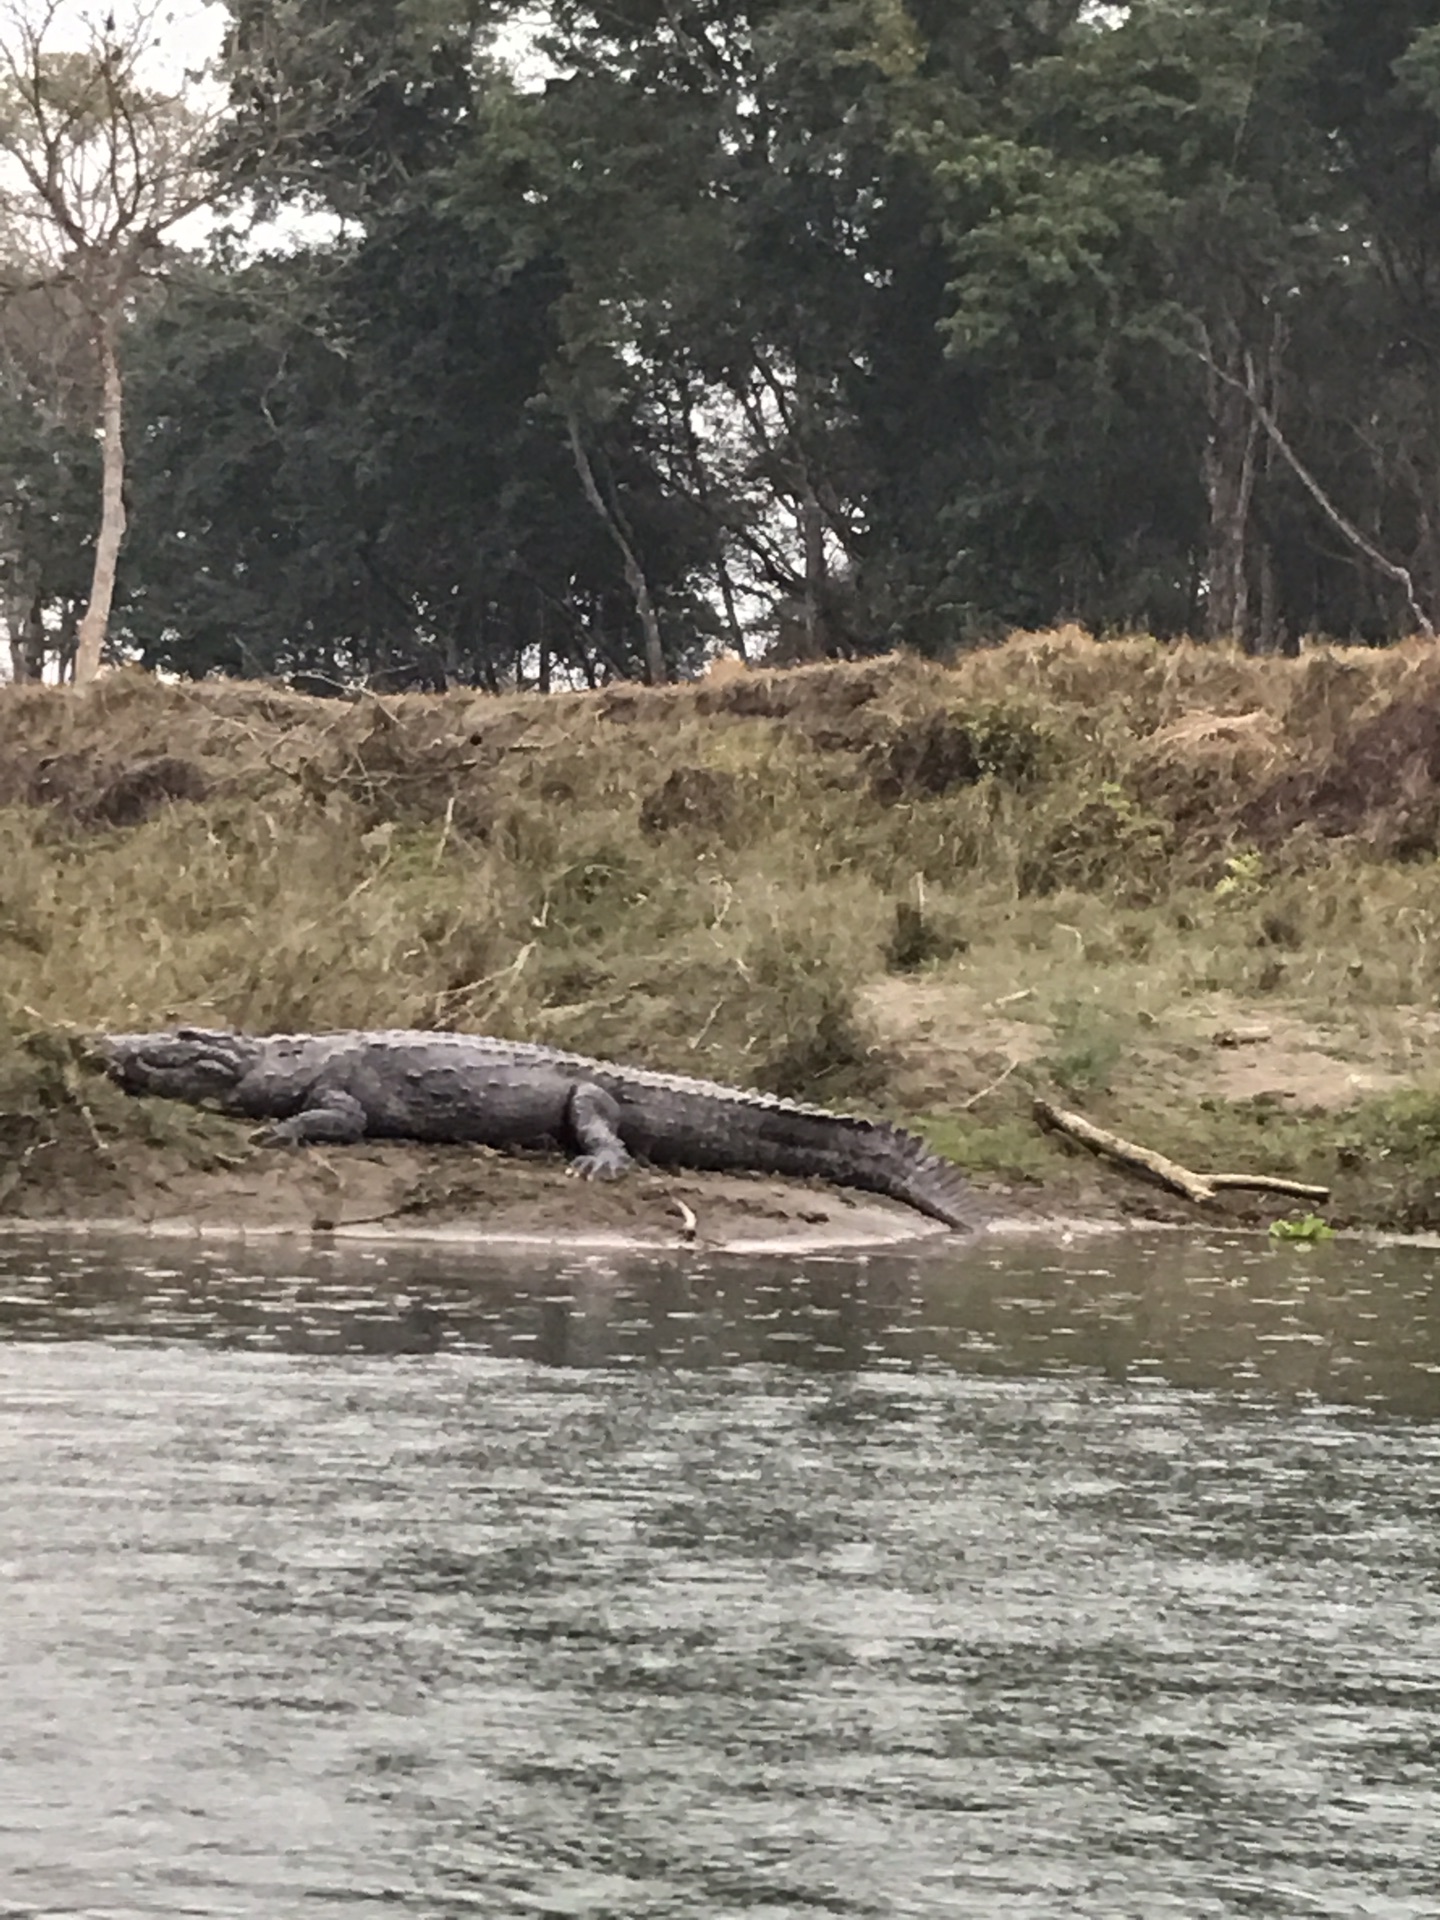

[4,0,1440,684]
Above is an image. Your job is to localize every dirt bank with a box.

[0,1129,967,1254]
[6,631,1440,1236]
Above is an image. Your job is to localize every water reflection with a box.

[2,1226,1440,1918]
[0,1225,1437,1415]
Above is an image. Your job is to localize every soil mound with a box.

[10,750,210,825]
[1245,676,1440,857]
[639,765,745,838]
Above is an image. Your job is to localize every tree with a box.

[0,2,239,679]
[517,0,994,652]
[106,0,739,685]
[911,0,1440,648]
[4,0,1427,683]
[0,277,97,678]
[0,0,373,683]
[911,0,1335,643]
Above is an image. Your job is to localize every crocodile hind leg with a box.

[567,1082,634,1180]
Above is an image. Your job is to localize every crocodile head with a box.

[102,1027,264,1102]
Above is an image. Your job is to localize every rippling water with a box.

[2,1225,1438,1918]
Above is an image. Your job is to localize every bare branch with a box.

[1199,340,1438,641]
[566,408,668,685]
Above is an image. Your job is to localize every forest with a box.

[4,0,1440,689]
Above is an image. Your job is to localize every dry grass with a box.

[7,630,1440,1223]
[4,633,1439,1044]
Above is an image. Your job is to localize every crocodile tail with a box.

[874,1125,992,1233]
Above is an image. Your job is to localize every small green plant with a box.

[1042,1002,1125,1095]
[1268,1213,1335,1244]
[1215,849,1265,900]
[1018,781,1173,898]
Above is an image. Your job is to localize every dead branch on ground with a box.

[1034,1097,1330,1207]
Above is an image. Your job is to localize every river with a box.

[2,1224,1438,1918]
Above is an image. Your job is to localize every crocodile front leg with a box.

[567,1082,633,1180]
[255,1090,369,1145]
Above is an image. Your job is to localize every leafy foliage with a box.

[6,1,1440,681]
[1268,1213,1335,1244]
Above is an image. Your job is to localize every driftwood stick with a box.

[1035,1098,1215,1201]
[1207,1172,1332,1201]
[1033,1098,1330,1206]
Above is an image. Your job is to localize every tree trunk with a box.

[55,599,79,681]
[5,586,46,682]
[800,485,828,657]
[676,374,748,659]
[536,591,551,694]
[73,312,126,686]
[567,411,667,684]
[1202,322,1259,644]
[1255,538,1280,655]
[714,558,748,661]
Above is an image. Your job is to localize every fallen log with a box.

[1033,1098,1331,1207]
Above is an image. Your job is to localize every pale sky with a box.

[0,2,538,256]
[33,1,550,92]
[0,2,555,270]
[28,1,228,88]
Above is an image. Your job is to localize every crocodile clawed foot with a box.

[568,1151,628,1181]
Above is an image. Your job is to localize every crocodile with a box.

[100,1027,989,1233]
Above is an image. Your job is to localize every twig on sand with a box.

[308,1205,411,1232]
[961,1058,1020,1109]
[0,1136,48,1206]
[432,792,456,869]
[1033,1097,1330,1207]
[1213,1025,1272,1048]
